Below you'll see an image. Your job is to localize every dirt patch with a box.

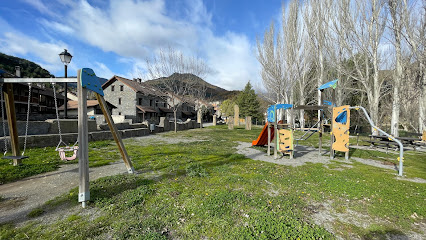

[0,131,206,225]
[236,142,426,239]
[236,142,335,167]
[236,142,426,185]
[127,133,206,146]
[309,200,426,240]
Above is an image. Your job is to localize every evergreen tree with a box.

[236,81,261,120]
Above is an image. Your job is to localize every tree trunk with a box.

[174,110,177,133]
[299,87,305,128]
[368,88,380,135]
[420,67,426,132]
[318,49,324,122]
[389,0,403,137]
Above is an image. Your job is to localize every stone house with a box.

[102,76,173,123]
[58,100,116,117]
[165,93,196,120]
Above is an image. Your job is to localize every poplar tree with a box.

[236,82,261,120]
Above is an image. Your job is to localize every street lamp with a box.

[59,49,72,118]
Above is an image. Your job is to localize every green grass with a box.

[0,125,425,239]
[27,208,44,218]
[0,141,120,184]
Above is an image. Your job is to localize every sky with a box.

[0,0,286,91]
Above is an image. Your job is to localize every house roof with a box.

[182,111,194,116]
[136,105,157,113]
[58,100,116,110]
[158,107,173,113]
[102,75,165,97]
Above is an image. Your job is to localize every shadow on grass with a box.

[362,228,409,240]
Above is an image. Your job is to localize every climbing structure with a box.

[278,128,293,158]
[331,105,350,159]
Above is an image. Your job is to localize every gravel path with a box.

[0,132,205,224]
[0,161,129,224]
[235,141,426,183]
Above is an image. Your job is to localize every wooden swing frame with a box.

[0,68,135,208]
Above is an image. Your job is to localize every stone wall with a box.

[0,119,97,136]
[0,119,200,148]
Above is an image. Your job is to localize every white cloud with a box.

[58,0,199,58]
[0,31,67,73]
[39,19,74,35]
[20,0,58,17]
[10,0,262,90]
[202,31,261,90]
[93,62,115,79]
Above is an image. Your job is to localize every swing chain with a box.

[52,83,63,144]
[22,83,31,156]
[0,83,8,155]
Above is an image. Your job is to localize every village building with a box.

[58,100,116,118]
[0,68,65,121]
[102,76,174,123]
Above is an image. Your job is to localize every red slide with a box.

[252,123,274,146]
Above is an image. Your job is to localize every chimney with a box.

[15,66,21,77]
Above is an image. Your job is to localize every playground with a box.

[0,73,425,239]
[0,124,425,239]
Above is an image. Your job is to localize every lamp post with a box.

[59,49,72,118]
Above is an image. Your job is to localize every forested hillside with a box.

[0,52,54,78]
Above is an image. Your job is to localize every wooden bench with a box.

[366,136,400,152]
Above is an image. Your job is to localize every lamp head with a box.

[59,49,73,65]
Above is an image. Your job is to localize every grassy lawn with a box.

[0,140,121,184]
[0,125,425,239]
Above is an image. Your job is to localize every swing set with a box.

[0,68,135,207]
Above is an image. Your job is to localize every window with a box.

[118,98,122,105]
[150,100,153,106]
[111,86,115,91]
[120,85,124,91]
[138,98,142,105]
[118,112,121,115]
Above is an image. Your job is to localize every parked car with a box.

[169,118,184,123]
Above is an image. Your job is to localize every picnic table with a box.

[367,135,425,151]
[395,137,420,145]
[367,135,399,152]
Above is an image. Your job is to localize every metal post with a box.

[350,106,404,176]
[64,65,68,118]
[267,122,271,155]
[77,70,90,207]
[274,105,278,159]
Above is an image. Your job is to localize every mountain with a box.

[145,73,238,101]
[0,52,54,78]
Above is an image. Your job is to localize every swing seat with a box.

[2,155,29,160]
[57,146,78,161]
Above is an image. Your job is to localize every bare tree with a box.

[145,47,210,132]
[303,0,333,120]
[336,0,388,134]
[283,0,317,127]
[256,22,292,122]
[400,0,426,132]
[329,0,358,107]
[387,0,405,137]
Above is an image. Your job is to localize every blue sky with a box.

[0,0,285,90]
